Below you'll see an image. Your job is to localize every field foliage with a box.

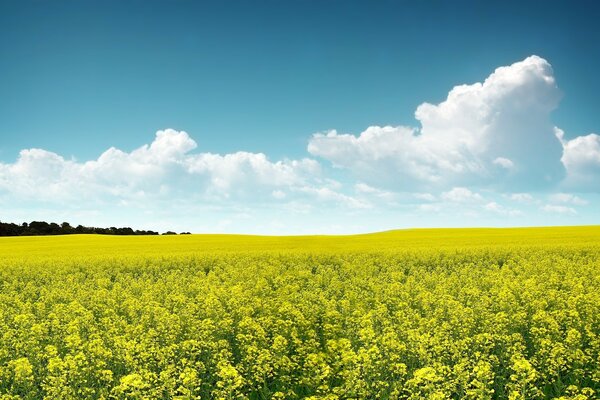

[0,227,599,399]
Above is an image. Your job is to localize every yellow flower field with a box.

[0,226,599,399]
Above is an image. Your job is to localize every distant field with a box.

[0,226,599,399]
[1,225,599,259]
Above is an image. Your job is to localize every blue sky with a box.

[1,0,599,233]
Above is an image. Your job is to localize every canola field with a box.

[0,226,599,399]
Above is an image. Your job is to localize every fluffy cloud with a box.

[0,129,365,209]
[557,129,600,189]
[413,192,436,202]
[186,152,320,197]
[297,186,371,209]
[354,182,397,202]
[536,192,587,217]
[414,188,524,219]
[541,204,577,215]
[493,157,514,170]
[308,56,567,190]
[506,193,535,203]
[549,192,588,206]
[0,130,202,201]
[441,187,483,203]
[483,202,522,217]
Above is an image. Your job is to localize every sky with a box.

[1,0,599,234]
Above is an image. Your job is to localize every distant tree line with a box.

[0,221,191,237]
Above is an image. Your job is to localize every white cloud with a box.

[0,129,325,205]
[541,204,577,215]
[493,157,514,169]
[272,190,286,200]
[417,204,442,213]
[1,129,385,215]
[355,182,382,194]
[483,201,522,217]
[147,128,198,159]
[507,193,535,203]
[296,186,371,209]
[308,55,566,190]
[354,183,396,202]
[413,192,436,202]
[185,151,320,196]
[557,128,600,189]
[441,187,483,203]
[549,192,588,206]
[483,202,502,212]
[0,130,208,202]
[0,149,91,201]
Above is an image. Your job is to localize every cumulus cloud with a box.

[297,186,371,209]
[354,183,397,203]
[413,192,436,202]
[506,193,535,203]
[355,182,383,194]
[556,128,600,189]
[272,190,286,200]
[186,151,320,197]
[541,204,577,215]
[0,129,363,210]
[417,203,442,213]
[549,192,588,206]
[493,157,514,169]
[441,187,483,203]
[415,189,527,218]
[483,201,522,217]
[0,149,108,201]
[308,55,566,190]
[0,130,205,201]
